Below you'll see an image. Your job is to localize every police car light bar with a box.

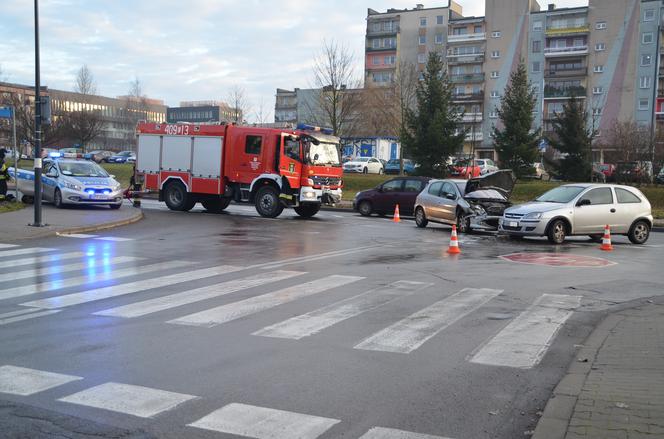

[296,123,334,135]
[49,152,63,158]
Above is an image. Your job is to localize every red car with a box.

[449,159,482,179]
[596,163,616,181]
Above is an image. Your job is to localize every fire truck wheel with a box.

[255,186,284,218]
[294,203,320,218]
[164,181,193,211]
[202,198,231,213]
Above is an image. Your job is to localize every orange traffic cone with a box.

[600,225,613,251]
[447,225,461,254]
[393,204,401,223]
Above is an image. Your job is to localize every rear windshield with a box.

[387,159,399,165]
[535,186,585,203]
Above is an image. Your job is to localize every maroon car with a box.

[353,176,431,217]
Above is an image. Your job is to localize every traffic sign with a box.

[0,107,12,119]
[538,139,548,151]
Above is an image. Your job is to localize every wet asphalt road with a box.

[1,201,663,439]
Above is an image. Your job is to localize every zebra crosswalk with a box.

[0,242,581,368]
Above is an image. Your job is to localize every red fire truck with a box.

[133,122,343,218]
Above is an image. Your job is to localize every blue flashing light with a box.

[49,152,63,158]
[103,190,111,195]
[86,189,95,195]
[296,123,334,136]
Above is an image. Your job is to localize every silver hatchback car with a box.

[500,184,653,244]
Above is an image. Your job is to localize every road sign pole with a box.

[12,107,19,201]
[31,0,43,227]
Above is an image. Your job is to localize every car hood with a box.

[464,170,516,198]
[68,176,119,187]
[344,161,368,166]
[505,201,567,215]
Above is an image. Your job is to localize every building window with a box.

[532,61,541,73]
[639,76,651,88]
[437,15,444,25]
[417,53,427,64]
[373,56,380,65]
[435,33,444,44]
[474,25,483,33]
[491,31,501,38]
[595,43,606,51]
[491,91,499,98]
[593,87,603,94]
[642,32,654,44]
[489,111,498,119]
[372,39,379,49]
[639,99,649,110]
[384,55,396,65]
[491,71,499,78]
[594,65,604,73]
[592,108,602,116]
[641,54,652,66]
[532,40,541,53]
[644,9,655,21]
[420,17,427,27]
[419,35,426,45]
[533,21,543,32]
[596,21,607,30]
[491,50,500,58]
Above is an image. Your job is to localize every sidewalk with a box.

[0,203,143,242]
[533,303,664,439]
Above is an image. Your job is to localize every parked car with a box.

[499,184,653,244]
[84,150,113,163]
[615,161,654,183]
[476,159,499,175]
[343,157,384,174]
[414,170,516,233]
[354,176,430,217]
[12,158,123,209]
[384,159,417,175]
[449,158,482,179]
[596,163,616,181]
[526,162,551,180]
[108,151,136,163]
[656,168,664,185]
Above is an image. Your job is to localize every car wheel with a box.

[358,200,372,216]
[415,207,428,228]
[547,219,567,244]
[53,189,64,208]
[255,186,284,218]
[164,181,194,211]
[456,210,471,234]
[294,203,320,218]
[628,220,650,245]
[363,167,368,174]
[588,234,603,243]
[378,168,383,175]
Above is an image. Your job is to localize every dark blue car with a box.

[384,159,416,175]
[108,151,136,163]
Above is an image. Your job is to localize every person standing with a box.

[0,148,10,202]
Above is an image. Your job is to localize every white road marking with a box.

[251,246,378,270]
[0,365,82,396]
[0,247,54,258]
[1,260,193,302]
[0,309,61,325]
[0,309,40,319]
[0,252,86,270]
[359,427,453,439]
[254,281,431,340]
[20,264,238,309]
[354,288,503,354]
[169,275,363,327]
[94,237,134,242]
[95,270,305,319]
[56,233,98,239]
[0,244,19,249]
[0,256,140,283]
[188,402,340,439]
[59,382,196,418]
[470,294,582,369]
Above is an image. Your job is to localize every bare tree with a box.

[75,65,97,96]
[65,65,105,151]
[123,77,148,148]
[1,93,68,151]
[604,120,652,163]
[226,86,250,124]
[252,96,271,126]
[311,39,362,137]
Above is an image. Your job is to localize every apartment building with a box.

[365,0,664,162]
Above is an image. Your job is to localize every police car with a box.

[13,154,123,209]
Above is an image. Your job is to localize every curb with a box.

[531,314,625,439]
[57,209,144,236]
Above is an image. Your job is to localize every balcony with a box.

[544,85,586,98]
[452,91,485,102]
[465,132,484,142]
[544,46,589,57]
[449,73,485,83]
[366,45,398,52]
[544,67,588,78]
[447,53,485,65]
[545,25,590,37]
[366,24,400,36]
[447,32,486,43]
[461,113,484,122]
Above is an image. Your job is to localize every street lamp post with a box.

[31,0,43,226]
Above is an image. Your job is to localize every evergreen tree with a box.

[401,52,465,177]
[547,96,593,181]
[492,61,540,178]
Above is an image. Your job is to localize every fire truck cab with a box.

[134,122,343,218]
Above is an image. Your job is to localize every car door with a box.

[401,179,425,215]
[573,187,616,234]
[41,161,57,201]
[613,187,644,233]
[369,158,381,174]
[439,182,459,222]
[422,181,445,220]
[374,179,404,213]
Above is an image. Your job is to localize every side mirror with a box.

[109,174,116,179]
[577,199,591,207]
[46,172,58,178]
[445,193,457,201]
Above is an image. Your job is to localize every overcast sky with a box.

[1,0,586,121]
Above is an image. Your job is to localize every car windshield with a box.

[535,186,585,203]
[454,159,474,167]
[305,141,341,166]
[387,159,400,165]
[118,151,133,156]
[353,157,370,163]
[59,162,109,177]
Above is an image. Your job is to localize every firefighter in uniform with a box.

[0,148,10,202]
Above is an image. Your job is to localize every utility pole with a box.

[31,0,43,226]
